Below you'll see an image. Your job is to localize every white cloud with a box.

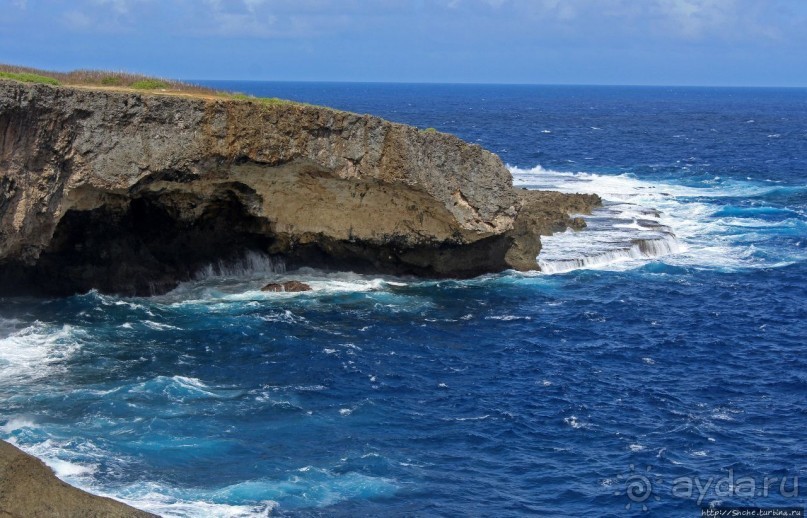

[243,0,267,13]
[91,0,150,15]
[63,10,94,30]
[472,0,781,41]
[46,0,795,43]
[656,0,738,38]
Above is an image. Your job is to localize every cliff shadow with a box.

[2,184,277,296]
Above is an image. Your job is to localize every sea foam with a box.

[510,164,804,273]
[0,322,84,383]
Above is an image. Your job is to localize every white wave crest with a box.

[509,164,780,199]
[509,164,801,272]
[163,268,407,305]
[539,234,683,274]
[0,416,37,433]
[0,322,84,383]
[108,468,393,517]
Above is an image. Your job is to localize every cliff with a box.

[0,80,599,295]
[0,440,156,517]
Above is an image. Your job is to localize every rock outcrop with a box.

[0,80,600,296]
[261,280,312,292]
[0,440,156,517]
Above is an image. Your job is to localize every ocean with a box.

[1,82,805,516]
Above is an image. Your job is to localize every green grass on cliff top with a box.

[0,71,60,85]
[0,63,317,109]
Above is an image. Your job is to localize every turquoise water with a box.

[1,84,805,516]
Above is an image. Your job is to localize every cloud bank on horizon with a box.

[1,0,806,86]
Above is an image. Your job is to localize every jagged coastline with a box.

[0,79,599,296]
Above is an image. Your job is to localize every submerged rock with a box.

[0,80,600,296]
[261,280,312,292]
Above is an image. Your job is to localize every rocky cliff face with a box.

[0,81,599,296]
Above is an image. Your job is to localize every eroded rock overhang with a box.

[0,81,599,296]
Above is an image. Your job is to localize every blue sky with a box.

[2,0,806,86]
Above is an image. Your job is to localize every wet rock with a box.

[261,280,312,292]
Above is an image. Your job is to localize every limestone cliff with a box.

[0,80,599,295]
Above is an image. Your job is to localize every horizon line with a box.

[188,78,807,89]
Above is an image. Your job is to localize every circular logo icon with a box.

[615,464,663,511]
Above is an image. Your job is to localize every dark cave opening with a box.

[0,181,517,297]
[18,190,277,296]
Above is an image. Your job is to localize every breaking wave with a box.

[0,322,84,383]
[195,250,286,280]
[510,164,805,273]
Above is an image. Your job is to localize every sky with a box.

[2,0,807,86]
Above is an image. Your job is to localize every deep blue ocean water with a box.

[1,83,805,516]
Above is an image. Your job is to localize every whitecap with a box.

[47,457,97,477]
[142,320,181,331]
[163,268,413,306]
[5,437,104,489]
[6,436,395,515]
[563,415,590,429]
[0,322,84,383]
[0,317,23,338]
[509,164,805,272]
[0,416,37,433]
[258,310,306,324]
[112,481,279,518]
[116,375,226,402]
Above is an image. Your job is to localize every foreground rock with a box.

[0,80,600,296]
[0,440,156,517]
[261,280,312,292]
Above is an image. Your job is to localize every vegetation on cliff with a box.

[0,63,212,93]
[0,70,61,85]
[0,63,306,108]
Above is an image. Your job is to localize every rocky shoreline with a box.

[0,80,599,514]
[0,440,155,517]
[0,80,599,296]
